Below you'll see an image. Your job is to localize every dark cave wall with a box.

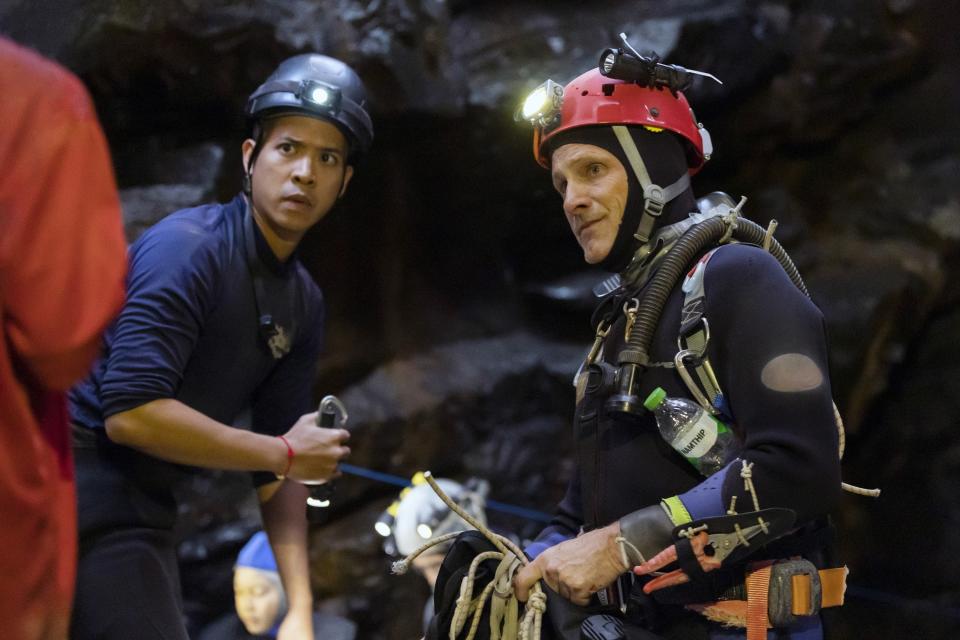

[3,1,959,637]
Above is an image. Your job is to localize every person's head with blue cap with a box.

[234,531,287,636]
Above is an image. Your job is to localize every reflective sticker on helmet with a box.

[643,126,664,133]
[760,353,824,392]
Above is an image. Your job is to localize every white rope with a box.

[392,472,546,640]
[391,530,465,575]
[615,535,647,568]
[833,401,881,497]
[739,460,768,537]
[762,219,779,252]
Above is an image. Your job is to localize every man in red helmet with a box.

[511,50,846,639]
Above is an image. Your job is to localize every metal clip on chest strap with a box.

[676,318,723,415]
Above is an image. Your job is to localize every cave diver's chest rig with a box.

[573,193,871,637]
[574,192,749,419]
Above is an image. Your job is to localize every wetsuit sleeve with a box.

[525,472,583,559]
[249,287,325,487]
[0,52,127,390]
[671,244,841,526]
[99,222,222,417]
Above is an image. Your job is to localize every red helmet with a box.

[533,67,710,173]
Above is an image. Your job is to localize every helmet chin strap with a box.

[612,125,690,244]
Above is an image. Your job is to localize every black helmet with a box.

[246,54,374,160]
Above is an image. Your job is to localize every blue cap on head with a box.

[236,531,277,573]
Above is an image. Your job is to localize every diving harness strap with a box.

[612,125,691,245]
[575,200,736,393]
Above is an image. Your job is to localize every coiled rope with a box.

[391,471,546,640]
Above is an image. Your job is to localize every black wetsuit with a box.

[529,230,840,640]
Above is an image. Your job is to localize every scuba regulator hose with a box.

[608,210,807,415]
[606,208,879,497]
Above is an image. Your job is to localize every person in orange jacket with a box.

[0,37,128,640]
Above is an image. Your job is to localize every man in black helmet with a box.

[505,54,847,640]
[68,54,374,640]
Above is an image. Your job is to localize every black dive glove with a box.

[617,504,675,567]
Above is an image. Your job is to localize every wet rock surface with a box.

[5,0,959,637]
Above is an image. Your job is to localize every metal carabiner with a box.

[574,323,611,386]
[674,349,718,414]
[318,395,348,427]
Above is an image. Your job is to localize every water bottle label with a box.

[671,413,719,459]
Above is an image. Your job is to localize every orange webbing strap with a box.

[746,561,774,640]
[791,567,848,615]
[533,127,545,167]
[688,564,848,631]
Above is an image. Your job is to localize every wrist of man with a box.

[268,434,293,477]
[599,521,630,573]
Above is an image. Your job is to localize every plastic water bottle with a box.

[644,387,740,477]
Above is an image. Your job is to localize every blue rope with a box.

[339,463,410,488]
[485,498,553,523]
[338,463,554,523]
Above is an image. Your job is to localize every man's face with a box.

[550,143,629,264]
[242,115,354,247]
[234,567,283,635]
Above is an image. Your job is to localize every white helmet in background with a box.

[379,475,489,557]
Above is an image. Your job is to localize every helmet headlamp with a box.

[600,50,618,76]
[515,79,563,130]
[296,79,342,114]
[597,36,722,92]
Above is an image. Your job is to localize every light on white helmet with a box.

[374,521,392,537]
[417,524,433,539]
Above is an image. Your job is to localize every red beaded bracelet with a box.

[276,435,294,478]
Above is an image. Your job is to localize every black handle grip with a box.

[319,407,336,428]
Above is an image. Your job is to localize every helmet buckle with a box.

[642,184,666,217]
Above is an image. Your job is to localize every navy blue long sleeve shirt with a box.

[70,194,324,485]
